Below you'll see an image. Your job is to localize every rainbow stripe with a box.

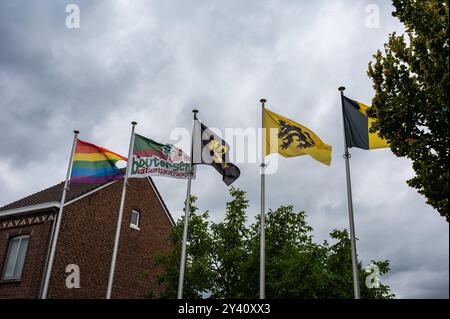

[70,139,127,184]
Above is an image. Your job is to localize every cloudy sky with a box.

[0,0,448,298]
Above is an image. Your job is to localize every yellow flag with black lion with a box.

[263,107,332,166]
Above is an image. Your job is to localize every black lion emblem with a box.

[278,120,315,150]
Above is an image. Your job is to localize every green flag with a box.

[130,133,193,179]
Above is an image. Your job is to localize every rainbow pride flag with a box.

[70,139,127,184]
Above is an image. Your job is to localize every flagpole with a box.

[41,130,79,299]
[339,86,361,299]
[177,109,198,299]
[260,98,266,299]
[106,121,137,299]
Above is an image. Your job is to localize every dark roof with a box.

[0,176,174,226]
[0,182,105,212]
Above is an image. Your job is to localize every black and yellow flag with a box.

[342,96,389,150]
[192,119,240,186]
[263,108,332,166]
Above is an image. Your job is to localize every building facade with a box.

[0,178,174,299]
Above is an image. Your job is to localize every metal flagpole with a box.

[177,109,198,299]
[106,121,137,299]
[339,86,361,299]
[41,130,79,299]
[260,98,267,299]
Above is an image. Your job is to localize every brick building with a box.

[0,178,174,299]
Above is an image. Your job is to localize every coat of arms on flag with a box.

[129,133,193,179]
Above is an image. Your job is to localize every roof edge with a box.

[64,181,116,207]
[0,181,118,218]
[146,177,175,226]
[0,202,60,218]
[0,179,174,226]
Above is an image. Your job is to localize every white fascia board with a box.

[0,202,60,218]
[63,181,116,207]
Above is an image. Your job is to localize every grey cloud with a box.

[0,0,447,298]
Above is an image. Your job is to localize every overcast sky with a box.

[0,0,448,298]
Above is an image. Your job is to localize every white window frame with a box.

[2,235,30,281]
[130,210,140,230]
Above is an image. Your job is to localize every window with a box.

[2,235,30,280]
[130,210,140,230]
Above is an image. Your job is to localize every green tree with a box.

[367,0,449,220]
[151,188,394,299]
[210,188,250,298]
[154,196,214,298]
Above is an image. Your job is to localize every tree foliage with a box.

[367,0,449,220]
[151,188,394,299]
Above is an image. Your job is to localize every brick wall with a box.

[47,178,173,299]
[0,210,56,298]
[112,179,173,298]
[0,178,174,299]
